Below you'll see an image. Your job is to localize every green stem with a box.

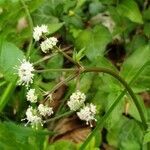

[0,80,17,112]
[44,111,73,123]
[44,73,78,99]
[20,0,33,58]
[33,53,57,65]
[34,68,77,73]
[55,46,80,67]
[0,81,7,87]
[84,67,147,129]
[33,46,73,65]
[79,67,148,149]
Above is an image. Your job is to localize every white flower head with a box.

[40,37,58,53]
[77,103,97,127]
[26,89,37,103]
[33,24,48,41]
[24,106,42,127]
[17,59,34,87]
[67,90,86,111]
[38,104,53,117]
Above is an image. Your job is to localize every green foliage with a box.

[0,0,150,149]
[75,25,112,61]
[47,140,76,150]
[117,0,143,24]
[47,23,64,35]
[0,121,53,150]
[144,130,150,144]
[42,54,63,80]
[0,40,25,81]
[0,0,43,46]
[120,45,150,82]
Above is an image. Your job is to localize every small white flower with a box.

[70,90,86,102]
[77,103,97,127]
[67,90,86,111]
[33,24,48,41]
[17,59,34,87]
[26,89,37,103]
[38,104,53,117]
[25,106,42,126]
[40,37,58,53]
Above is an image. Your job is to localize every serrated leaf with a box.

[75,25,111,61]
[0,40,25,81]
[117,0,143,24]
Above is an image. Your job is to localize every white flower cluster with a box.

[25,107,42,127]
[33,25,48,41]
[23,86,53,127]
[26,89,37,103]
[24,103,53,127]
[38,104,53,116]
[18,24,59,128]
[67,90,86,111]
[40,37,58,53]
[33,24,58,53]
[77,103,97,127]
[67,90,97,127]
[17,59,34,87]
[23,104,53,127]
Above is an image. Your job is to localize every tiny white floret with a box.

[38,104,53,117]
[26,89,37,103]
[17,59,34,87]
[33,24,48,41]
[25,106,42,126]
[40,37,58,53]
[77,103,97,127]
[67,90,86,111]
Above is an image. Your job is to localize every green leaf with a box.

[105,92,125,130]
[0,40,25,81]
[107,117,127,147]
[127,95,148,122]
[47,140,76,150]
[144,131,150,144]
[118,119,143,150]
[47,22,64,35]
[42,54,63,80]
[0,122,52,150]
[79,73,94,93]
[120,45,150,82]
[131,65,150,92]
[117,0,143,24]
[75,25,111,61]
[144,23,150,37]
[73,48,85,63]
[84,137,100,150]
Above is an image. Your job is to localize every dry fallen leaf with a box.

[49,84,67,111]
[50,116,91,144]
[140,92,150,107]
